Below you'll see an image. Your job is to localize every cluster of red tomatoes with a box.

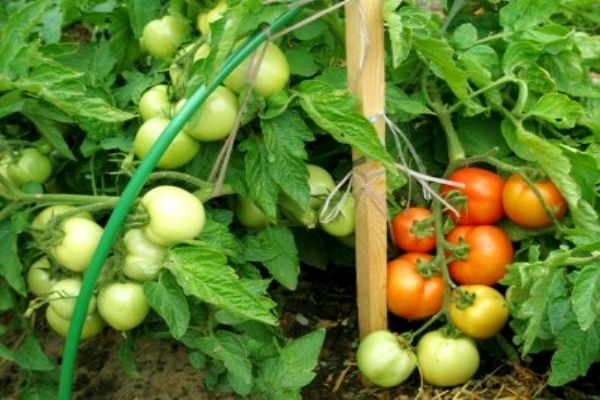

[358,166,567,388]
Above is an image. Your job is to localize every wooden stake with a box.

[345,0,388,338]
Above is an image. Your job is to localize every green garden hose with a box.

[58,5,305,399]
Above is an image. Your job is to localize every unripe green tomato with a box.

[30,205,92,234]
[122,229,166,281]
[50,217,104,273]
[7,148,53,185]
[133,117,200,169]
[306,164,336,209]
[357,330,417,387]
[48,278,97,320]
[97,282,150,331]
[169,43,211,86]
[320,193,356,237]
[139,85,172,121]
[27,257,55,296]
[180,85,239,141]
[196,0,227,35]
[46,307,104,340]
[224,42,290,98]
[235,196,268,228]
[141,185,206,246]
[141,15,188,59]
[416,329,480,387]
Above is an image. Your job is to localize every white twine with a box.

[319,170,353,223]
[272,0,351,40]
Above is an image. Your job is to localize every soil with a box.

[2,265,599,399]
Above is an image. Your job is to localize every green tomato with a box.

[46,307,104,340]
[235,196,268,228]
[139,85,172,121]
[7,148,53,185]
[141,15,188,59]
[307,164,336,209]
[196,0,227,35]
[122,229,166,281]
[180,85,239,141]
[31,205,92,234]
[48,278,97,320]
[320,193,355,237]
[357,330,417,387]
[416,329,480,387]
[224,42,290,98]
[50,217,104,273]
[133,117,200,169]
[141,185,206,246]
[97,282,149,331]
[27,257,55,297]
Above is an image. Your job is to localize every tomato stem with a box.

[146,171,213,189]
[411,311,442,340]
[435,108,466,163]
[446,76,514,114]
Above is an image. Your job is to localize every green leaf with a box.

[297,79,403,186]
[574,32,600,60]
[144,270,190,339]
[185,330,253,396]
[0,90,24,118]
[110,7,143,70]
[116,334,141,379]
[0,220,25,295]
[168,244,277,325]
[256,329,325,396]
[243,226,300,290]
[21,107,75,160]
[549,318,600,386]
[386,84,434,120]
[451,23,478,50]
[527,93,585,129]
[198,218,241,261]
[114,70,165,108]
[499,0,560,32]
[0,283,14,311]
[13,336,54,371]
[412,36,472,104]
[285,49,319,77]
[572,263,600,331]
[125,0,162,37]
[239,136,279,221]
[456,116,510,157]
[383,0,410,68]
[261,111,313,211]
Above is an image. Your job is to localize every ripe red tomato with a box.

[387,253,444,320]
[502,173,567,228]
[391,207,436,253]
[446,225,514,285]
[441,167,505,225]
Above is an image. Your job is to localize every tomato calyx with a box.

[453,288,476,310]
[441,189,467,218]
[445,237,470,261]
[416,258,439,278]
[440,324,464,339]
[409,216,435,240]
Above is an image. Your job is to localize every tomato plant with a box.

[139,84,172,121]
[320,193,356,237]
[356,330,417,387]
[449,285,509,339]
[97,282,149,331]
[387,253,444,320]
[416,329,480,387]
[182,85,239,141]
[141,15,188,59]
[6,148,53,185]
[122,229,166,281]
[391,207,436,252]
[46,307,104,340]
[503,173,568,228]
[446,225,514,285]
[134,117,200,169]
[26,257,55,296]
[235,196,268,228]
[441,167,505,225]
[224,42,290,97]
[48,278,97,320]
[141,185,206,246]
[50,217,104,273]
[196,0,226,35]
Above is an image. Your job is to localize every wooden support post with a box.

[345,0,388,338]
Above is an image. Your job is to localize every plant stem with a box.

[447,76,514,114]
[411,311,443,340]
[470,32,505,47]
[435,107,466,163]
[146,171,213,189]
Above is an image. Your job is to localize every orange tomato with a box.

[387,253,444,320]
[441,167,505,225]
[502,173,567,228]
[446,225,514,285]
[391,207,436,253]
[449,285,509,339]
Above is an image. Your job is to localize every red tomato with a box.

[391,207,436,253]
[446,225,514,285]
[387,253,444,320]
[441,167,505,225]
[503,173,567,228]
